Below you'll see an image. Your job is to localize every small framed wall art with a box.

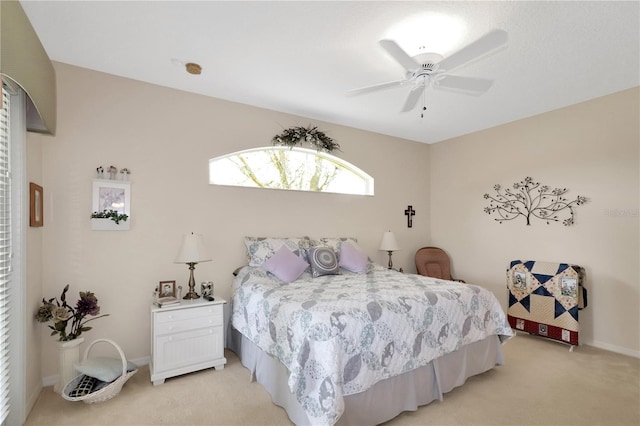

[91,179,131,230]
[29,182,43,227]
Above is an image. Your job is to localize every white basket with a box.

[62,338,137,404]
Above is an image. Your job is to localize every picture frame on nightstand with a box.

[155,281,179,307]
[201,282,213,299]
[158,280,176,298]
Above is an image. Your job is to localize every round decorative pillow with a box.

[307,247,340,277]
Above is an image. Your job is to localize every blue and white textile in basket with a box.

[62,338,138,404]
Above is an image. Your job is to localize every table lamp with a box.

[175,232,211,299]
[379,230,400,270]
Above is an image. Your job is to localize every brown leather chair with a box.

[415,246,464,282]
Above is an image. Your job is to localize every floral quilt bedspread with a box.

[231,265,513,425]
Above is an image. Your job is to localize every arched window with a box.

[209,146,374,196]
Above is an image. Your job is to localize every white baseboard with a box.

[586,339,640,358]
[42,374,57,388]
[26,384,42,419]
[132,355,150,367]
[512,329,639,359]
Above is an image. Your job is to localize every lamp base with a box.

[387,251,394,269]
[183,262,200,300]
[183,290,200,300]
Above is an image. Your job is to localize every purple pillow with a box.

[339,242,368,274]
[263,245,309,283]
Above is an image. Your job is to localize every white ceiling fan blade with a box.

[436,29,507,73]
[434,75,494,95]
[346,79,406,96]
[379,39,420,72]
[401,86,424,112]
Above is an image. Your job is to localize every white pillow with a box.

[75,357,137,382]
[244,237,310,266]
[309,237,358,257]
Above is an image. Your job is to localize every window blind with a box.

[0,82,12,424]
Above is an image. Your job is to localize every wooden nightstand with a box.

[149,298,227,385]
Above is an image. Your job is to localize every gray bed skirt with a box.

[229,327,504,425]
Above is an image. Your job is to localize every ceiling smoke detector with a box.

[185,63,202,75]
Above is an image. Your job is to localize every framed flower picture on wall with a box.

[91,179,131,230]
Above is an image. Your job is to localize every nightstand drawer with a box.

[154,326,224,373]
[155,304,222,324]
[155,315,221,335]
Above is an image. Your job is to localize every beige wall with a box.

[32,62,431,379]
[429,87,639,357]
[29,61,638,389]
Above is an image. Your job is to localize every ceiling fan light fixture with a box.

[185,62,202,75]
[386,14,465,57]
[413,52,444,69]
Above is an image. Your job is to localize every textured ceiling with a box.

[19,1,640,144]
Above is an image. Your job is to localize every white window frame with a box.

[209,146,374,196]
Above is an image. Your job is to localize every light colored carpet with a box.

[25,333,640,426]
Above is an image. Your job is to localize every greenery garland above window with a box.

[271,126,340,153]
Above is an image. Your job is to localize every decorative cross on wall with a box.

[404,205,416,228]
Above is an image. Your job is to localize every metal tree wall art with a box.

[483,177,588,226]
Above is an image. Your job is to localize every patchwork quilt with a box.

[507,260,587,346]
[232,265,512,425]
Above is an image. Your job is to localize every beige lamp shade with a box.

[379,231,400,252]
[175,233,211,264]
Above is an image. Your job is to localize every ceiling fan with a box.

[348,29,508,113]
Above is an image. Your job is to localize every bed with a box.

[230,237,513,425]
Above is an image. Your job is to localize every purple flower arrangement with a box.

[35,284,109,341]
